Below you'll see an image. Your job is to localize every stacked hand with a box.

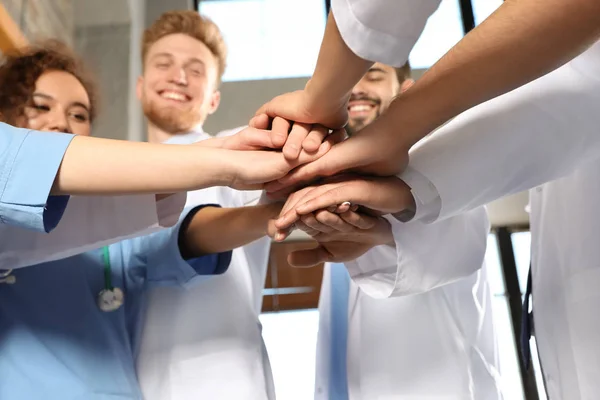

[241,88,419,267]
[250,89,412,194]
[198,114,344,190]
[263,174,416,267]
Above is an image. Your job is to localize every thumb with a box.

[249,113,270,129]
[288,245,332,267]
[256,95,297,121]
[249,113,269,129]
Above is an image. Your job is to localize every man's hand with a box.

[283,209,393,267]
[227,130,345,190]
[287,240,378,268]
[248,113,345,160]
[251,88,349,134]
[250,84,349,160]
[263,117,410,194]
[214,114,340,162]
[273,174,415,232]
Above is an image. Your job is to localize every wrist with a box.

[206,149,237,187]
[369,218,395,246]
[261,202,284,236]
[305,78,350,113]
[386,177,416,216]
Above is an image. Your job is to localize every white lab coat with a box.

[327,3,501,398]
[137,128,274,400]
[0,194,185,269]
[316,259,500,400]
[403,43,600,399]
[333,1,600,397]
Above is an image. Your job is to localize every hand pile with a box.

[221,90,417,267]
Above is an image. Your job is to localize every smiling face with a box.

[347,63,406,135]
[25,70,92,136]
[137,33,221,135]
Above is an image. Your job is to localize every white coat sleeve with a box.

[331,0,441,66]
[409,42,600,222]
[344,206,490,298]
[0,193,186,269]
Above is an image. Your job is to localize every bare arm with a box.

[52,136,230,195]
[389,0,600,148]
[52,130,335,195]
[304,12,373,114]
[264,0,600,188]
[181,203,282,257]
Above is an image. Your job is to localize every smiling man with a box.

[133,11,279,400]
[346,62,412,135]
[311,62,502,400]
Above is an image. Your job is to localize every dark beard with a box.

[346,110,380,136]
[142,97,200,134]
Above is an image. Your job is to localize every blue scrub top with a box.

[0,206,232,399]
[0,123,74,233]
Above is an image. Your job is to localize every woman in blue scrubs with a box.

[0,41,290,398]
[0,41,329,269]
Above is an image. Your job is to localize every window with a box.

[198,0,326,82]
[259,310,319,400]
[408,0,464,69]
[486,230,548,400]
[485,233,526,400]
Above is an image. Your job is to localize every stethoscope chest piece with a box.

[97,287,124,312]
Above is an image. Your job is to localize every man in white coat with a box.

[266,1,600,398]
[296,62,501,399]
[133,11,279,400]
[132,11,334,399]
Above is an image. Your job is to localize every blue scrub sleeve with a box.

[0,124,74,232]
[134,204,232,287]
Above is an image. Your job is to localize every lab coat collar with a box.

[163,124,211,145]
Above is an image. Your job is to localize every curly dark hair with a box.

[0,40,98,126]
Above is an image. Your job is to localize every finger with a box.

[273,229,290,242]
[295,184,366,216]
[273,222,296,242]
[302,125,328,153]
[275,185,334,229]
[288,246,332,268]
[301,214,335,234]
[295,220,320,237]
[334,202,351,214]
[241,128,278,149]
[283,122,310,160]
[280,186,318,217]
[270,138,358,192]
[271,117,291,148]
[340,211,377,230]
[249,113,270,130]
[314,209,353,232]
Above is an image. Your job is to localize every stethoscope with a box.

[0,247,123,312]
[0,269,16,284]
[97,245,124,312]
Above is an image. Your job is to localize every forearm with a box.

[409,53,600,221]
[183,203,281,256]
[52,136,233,195]
[305,12,373,109]
[387,0,600,148]
[192,137,225,148]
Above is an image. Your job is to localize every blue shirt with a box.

[0,123,74,233]
[0,206,232,399]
